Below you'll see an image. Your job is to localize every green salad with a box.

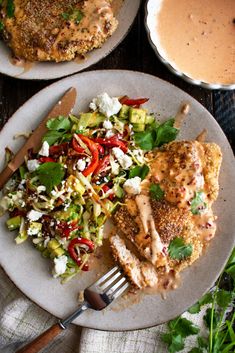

[0,93,179,282]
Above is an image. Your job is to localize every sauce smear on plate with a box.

[157,0,235,84]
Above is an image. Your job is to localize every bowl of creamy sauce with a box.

[145,0,235,89]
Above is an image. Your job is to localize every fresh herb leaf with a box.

[188,292,213,314]
[149,183,165,200]
[134,118,179,151]
[168,237,193,260]
[216,289,234,308]
[61,12,70,20]
[188,348,203,353]
[36,162,65,193]
[203,308,220,329]
[191,191,207,215]
[154,118,179,147]
[42,131,64,146]
[225,264,235,281]
[129,164,149,180]
[161,333,185,353]
[0,21,3,31]
[168,317,200,337]
[46,116,71,131]
[61,8,83,24]
[134,130,153,151]
[6,0,15,18]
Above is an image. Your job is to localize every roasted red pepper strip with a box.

[57,221,82,238]
[49,143,69,156]
[94,155,110,175]
[96,143,104,155]
[94,135,128,153]
[119,97,149,106]
[68,238,94,271]
[38,157,55,163]
[102,184,115,200]
[71,138,85,154]
[75,134,99,176]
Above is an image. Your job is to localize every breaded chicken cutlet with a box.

[111,141,222,289]
[0,0,118,62]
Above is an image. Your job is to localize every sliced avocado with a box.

[53,204,81,222]
[132,123,145,132]
[36,243,45,252]
[6,215,21,231]
[42,249,51,258]
[47,239,60,250]
[119,104,129,120]
[15,231,28,244]
[27,222,42,235]
[50,247,65,258]
[129,108,146,124]
[145,114,155,124]
[78,112,105,129]
[66,175,85,195]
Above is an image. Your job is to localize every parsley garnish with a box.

[129,164,149,180]
[134,118,179,151]
[43,116,71,146]
[36,162,65,193]
[168,237,193,260]
[191,191,207,215]
[61,8,84,24]
[149,183,164,201]
[6,0,15,18]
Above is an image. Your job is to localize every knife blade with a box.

[0,87,77,190]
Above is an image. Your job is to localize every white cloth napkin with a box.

[0,266,206,353]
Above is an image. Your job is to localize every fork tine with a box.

[99,270,123,291]
[105,276,128,296]
[112,282,130,299]
[95,266,119,287]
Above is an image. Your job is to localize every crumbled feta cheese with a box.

[112,147,133,169]
[38,141,49,157]
[123,177,142,195]
[18,179,26,190]
[37,185,46,193]
[58,238,70,250]
[105,130,115,138]
[53,255,68,278]
[27,159,40,172]
[27,224,41,236]
[89,93,122,118]
[109,154,120,175]
[77,159,86,172]
[27,210,43,221]
[103,119,113,130]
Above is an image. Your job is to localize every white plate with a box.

[0,70,234,331]
[0,1,140,80]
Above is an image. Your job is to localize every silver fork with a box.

[17,266,129,353]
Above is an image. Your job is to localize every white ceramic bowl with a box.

[145,0,235,90]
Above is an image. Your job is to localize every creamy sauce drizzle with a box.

[157,0,235,84]
[135,194,164,264]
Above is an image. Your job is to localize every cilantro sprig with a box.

[129,164,149,180]
[191,191,207,215]
[43,116,72,146]
[168,237,193,260]
[61,8,83,24]
[134,118,179,151]
[161,247,235,353]
[6,0,15,18]
[35,162,65,193]
[149,183,164,201]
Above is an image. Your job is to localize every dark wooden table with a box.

[0,2,234,152]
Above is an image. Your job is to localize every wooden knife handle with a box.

[0,165,14,190]
[16,323,64,353]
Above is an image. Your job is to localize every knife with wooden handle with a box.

[0,87,77,190]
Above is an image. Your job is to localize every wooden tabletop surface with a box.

[0,2,234,152]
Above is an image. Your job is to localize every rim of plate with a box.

[0,0,141,80]
[0,70,235,331]
[145,0,235,91]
